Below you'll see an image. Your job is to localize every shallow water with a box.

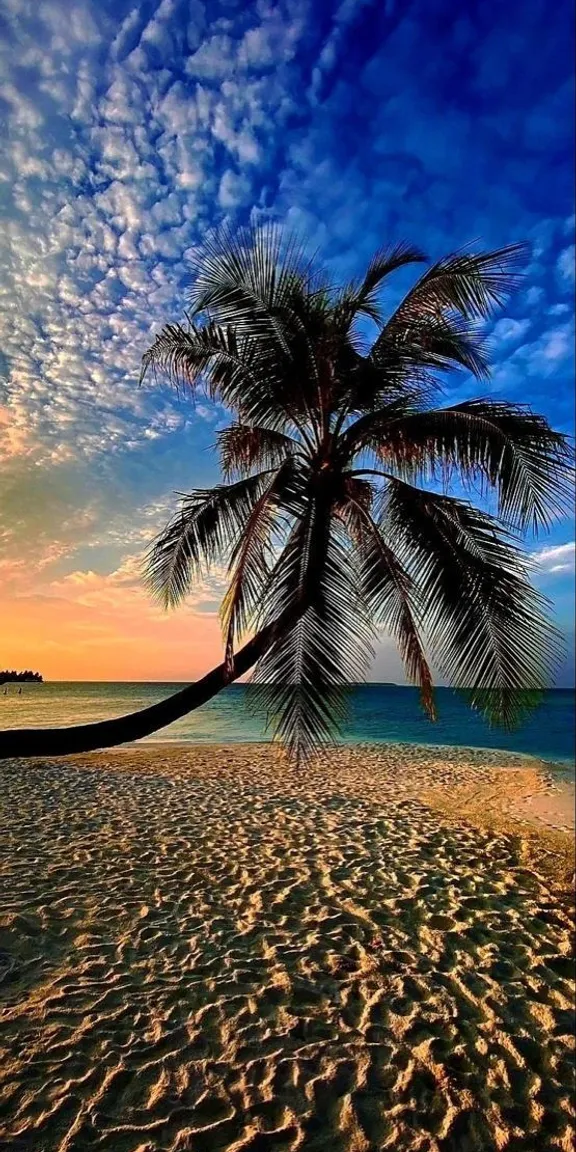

[1,682,573,775]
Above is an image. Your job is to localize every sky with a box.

[0,0,574,684]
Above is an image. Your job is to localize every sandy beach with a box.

[0,743,574,1151]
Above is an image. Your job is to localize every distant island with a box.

[0,670,43,684]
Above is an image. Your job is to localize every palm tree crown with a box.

[142,226,573,759]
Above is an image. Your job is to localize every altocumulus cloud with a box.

[0,0,574,679]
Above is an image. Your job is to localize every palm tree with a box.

[1,227,572,759]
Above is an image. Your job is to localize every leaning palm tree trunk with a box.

[0,610,295,759]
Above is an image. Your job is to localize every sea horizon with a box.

[8,679,575,685]
[3,681,574,774]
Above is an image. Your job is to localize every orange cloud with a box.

[2,596,223,681]
[2,556,228,681]
[0,404,32,458]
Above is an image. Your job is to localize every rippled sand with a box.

[0,743,574,1152]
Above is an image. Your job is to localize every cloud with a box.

[524,285,544,306]
[531,542,575,574]
[1,576,225,681]
[556,244,575,286]
[505,318,575,382]
[0,0,574,680]
[0,81,44,129]
[0,403,31,458]
[218,167,252,210]
[532,322,574,369]
[490,317,531,345]
[186,33,235,79]
[45,554,224,616]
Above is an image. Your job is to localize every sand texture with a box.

[0,743,574,1152]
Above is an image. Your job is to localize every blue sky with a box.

[0,0,574,683]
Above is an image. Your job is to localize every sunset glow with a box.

[0,0,573,683]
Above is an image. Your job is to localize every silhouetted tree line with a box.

[0,671,43,684]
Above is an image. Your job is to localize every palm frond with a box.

[333,473,375,520]
[377,400,575,532]
[335,312,489,421]
[339,490,435,716]
[141,320,257,398]
[380,243,527,331]
[382,478,563,726]
[358,242,428,298]
[338,396,424,462]
[374,311,491,379]
[186,223,327,346]
[221,461,298,666]
[333,344,436,417]
[336,242,426,326]
[217,423,299,479]
[142,319,317,434]
[145,471,278,608]
[185,226,341,435]
[252,511,374,760]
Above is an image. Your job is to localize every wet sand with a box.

[0,743,574,1152]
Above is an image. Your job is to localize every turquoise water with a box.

[2,682,573,774]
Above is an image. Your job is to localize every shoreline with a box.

[1,742,574,1150]
[80,734,576,772]
[88,738,576,840]
[3,683,574,771]
[65,734,576,771]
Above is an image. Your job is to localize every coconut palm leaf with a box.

[339,490,436,717]
[221,460,299,666]
[375,311,490,380]
[217,423,299,478]
[187,224,317,329]
[253,515,375,759]
[335,344,443,418]
[141,320,258,401]
[337,314,489,420]
[186,225,333,421]
[336,242,427,326]
[143,318,318,436]
[145,471,278,608]
[369,399,574,531]
[382,478,563,726]
[378,243,527,331]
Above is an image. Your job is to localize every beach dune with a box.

[0,744,574,1151]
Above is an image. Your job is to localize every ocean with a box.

[1,682,573,776]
